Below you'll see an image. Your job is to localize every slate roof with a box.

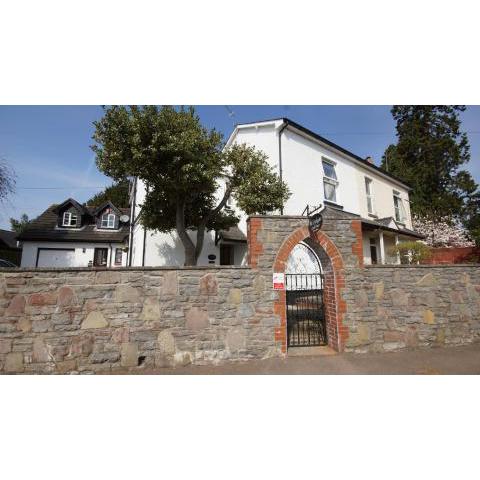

[217,226,247,243]
[361,217,424,239]
[17,203,130,243]
[0,229,20,249]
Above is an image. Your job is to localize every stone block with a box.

[81,311,108,329]
[405,326,419,348]
[355,290,369,308]
[436,328,446,344]
[111,327,130,344]
[91,352,121,364]
[5,352,24,373]
[115,285,141,303]
[226,327,246,353]
[416,273,437,287]
[155,353,175,368]
[68,335,94,357]
[32,320,50,333]
[374,281,384,300]
[228,288,243,305]
[157,330,175,356]
[173,351,192,367]
[28,292,57,306]
[199,273,218,295]
[346,324,370,347]
[384,330,404,343]
[56,360,77,374]
[0,339,12,354]
[390,288,409,307]
[121,343,138,367]
[5,295,25,316]
[423,309,435,325]
[383,342,405,352]
[33,337,51,363]
[162,271,178,295]
[140,297,161,322]
[185,307,209,331]
[57,286,76,306]
[94,271,121,285]
[237,303,255,318]
[253,275,265,294]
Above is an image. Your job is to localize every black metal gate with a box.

[286,273,326,347]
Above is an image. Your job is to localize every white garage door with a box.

[37,249,76,267]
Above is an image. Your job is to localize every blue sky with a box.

[0,105,479,230]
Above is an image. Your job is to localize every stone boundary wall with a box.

[344,265,480,353]
[0,267,277,374]
[1,209,480,374]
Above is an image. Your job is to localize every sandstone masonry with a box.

[0,267,278,374]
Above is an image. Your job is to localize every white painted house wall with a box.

[130,178,248,267]
[21,241,127,268]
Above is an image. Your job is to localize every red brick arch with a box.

[273,226,348,353]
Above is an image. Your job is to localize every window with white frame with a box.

[322,159,338,203]
[101,213,116,229]
[365,177,375,214]
[62,211,78,227]
[393,191,407,223]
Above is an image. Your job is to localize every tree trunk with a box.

[175,201,198,266]
[194,222,206,265]
[175,185,232,266]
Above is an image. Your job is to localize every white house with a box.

[19,199,130,268]
[128,118,422,267]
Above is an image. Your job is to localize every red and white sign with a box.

[273,272,285,290]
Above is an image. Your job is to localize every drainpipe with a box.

[142,225,147,266]
[128,177,137,267]
[141,185,150,267]
[278,119,289,215]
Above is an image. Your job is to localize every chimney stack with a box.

[365,156,374,164]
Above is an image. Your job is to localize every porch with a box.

[361,217,424,265]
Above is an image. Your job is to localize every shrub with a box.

[387,241,432,264]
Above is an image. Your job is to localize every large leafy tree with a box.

[86,179,130,207]
[381,106,480,245]
[91,106,290,265]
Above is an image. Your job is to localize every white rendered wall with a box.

[233,123,412,224]
[355,167,412,229]
[131,179,247,266]
[21,241,127,268]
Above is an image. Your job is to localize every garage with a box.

[36,248,76,267]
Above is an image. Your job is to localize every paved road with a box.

[137,344,480,375]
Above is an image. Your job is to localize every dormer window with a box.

[101,213,116,229]
[63,211,78,227]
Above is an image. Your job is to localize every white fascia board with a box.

[224,119,284,151]
[286,124,411,191]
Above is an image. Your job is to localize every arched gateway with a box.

[273,226,347,352]
[248,210,359,354]
[285,242,325,347]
